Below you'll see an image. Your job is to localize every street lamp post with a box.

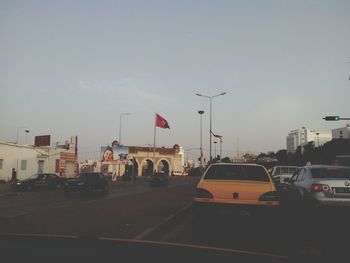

[198,110,205,166]
[219,138,222,160]
[196,92,227,162]
[119,113,131,145]
[25,129,30,144]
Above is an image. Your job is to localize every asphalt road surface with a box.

[0,176,349,262]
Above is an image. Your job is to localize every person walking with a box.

[11,168,17,182]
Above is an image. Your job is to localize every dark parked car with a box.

[64,172,108,194]
[11,173,65,191]
[149,172,168,187]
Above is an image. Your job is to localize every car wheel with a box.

[27,185,33,191]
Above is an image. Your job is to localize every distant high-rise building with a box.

[332,124,350,139]
[286,128,332,153]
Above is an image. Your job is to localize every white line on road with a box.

[132,203,193,240]
[132,228,155,240]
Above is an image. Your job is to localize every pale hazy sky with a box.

[1,0,349,161]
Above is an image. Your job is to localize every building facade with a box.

[0,136,78,182]
[79,145,185,177]
[332,124,350,139]
[287,128,332,153]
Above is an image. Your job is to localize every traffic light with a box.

[323,116,340,121]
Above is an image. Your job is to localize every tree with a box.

[276,149,288,164]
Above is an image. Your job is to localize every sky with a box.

[1,0,349,161]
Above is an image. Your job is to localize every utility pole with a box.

[198,110,205,166]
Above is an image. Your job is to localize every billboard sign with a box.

[34,135,51,146]
[100,146,129,165]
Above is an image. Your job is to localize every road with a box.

[0,176,348,262]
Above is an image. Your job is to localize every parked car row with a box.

[11,173,66,191]
[11,172,109,195]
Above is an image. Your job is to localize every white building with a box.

[332,124,350,139]
[287,128,332,153]
[0,136,78,182]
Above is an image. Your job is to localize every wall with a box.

[0,142,51,181]
[0,139,78,181]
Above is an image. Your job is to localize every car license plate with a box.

[335,188,350,194]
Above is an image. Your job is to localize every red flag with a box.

[210,130,222,138]
[155,114,170,129]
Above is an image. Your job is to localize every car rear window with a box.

[204,165,270,182]
[311,168,350,179]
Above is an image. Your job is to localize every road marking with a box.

[132,228,155,240]
[1,211,29,219]
[99,237,289,260]
[132,203,193,240]
[0,232,78,239]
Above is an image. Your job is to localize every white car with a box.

[270,166,299,184]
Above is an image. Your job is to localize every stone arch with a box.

[157,159,170,175]
[141,158,154,176]
[129,158,140,176]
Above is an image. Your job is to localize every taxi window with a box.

[204,165,269,182]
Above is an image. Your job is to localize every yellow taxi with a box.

[194,163,279,219]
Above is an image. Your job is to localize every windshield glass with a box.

[204,165,269,181]
[1,1,349,261]
[28,174,38,180]
[311,168,350,179]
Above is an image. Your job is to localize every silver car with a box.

[285,165,350,207]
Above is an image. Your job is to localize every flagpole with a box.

[153,113,157,175]
[220,138,222,160]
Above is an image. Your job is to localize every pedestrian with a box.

[11,168,17,182]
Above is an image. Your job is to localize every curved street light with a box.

[196,92,227,162]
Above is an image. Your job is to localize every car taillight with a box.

[311,184,331,192]
[259,191,279,202]
[195,188,213,199]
